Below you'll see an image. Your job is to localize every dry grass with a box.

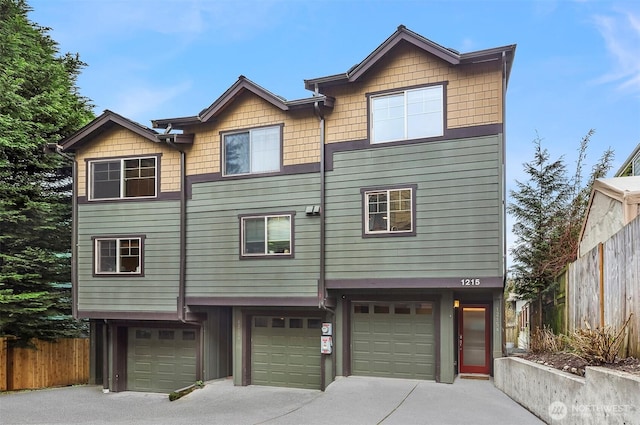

[530,326,567,354]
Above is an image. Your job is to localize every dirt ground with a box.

[524,352,640,377]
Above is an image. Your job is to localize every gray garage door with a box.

[127,327,197,393]
[352,302,435,379]
[251,316,321,389]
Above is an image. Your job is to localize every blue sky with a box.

[28,0,640,264]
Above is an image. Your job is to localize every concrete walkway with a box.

[0,376,543,425]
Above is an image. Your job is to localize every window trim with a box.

[368,83,446,145]
[361,184,417,238]
[238,212,295,259]
[221,124,283,177]
[87,155,160,201]
[92,235,145,277]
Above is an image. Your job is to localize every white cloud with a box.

[111,80,193,123]
[592,7,640,95]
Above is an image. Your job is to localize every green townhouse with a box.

[58,25,516,393]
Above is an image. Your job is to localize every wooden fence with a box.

[566,215,639,357]
[0,338,89,391]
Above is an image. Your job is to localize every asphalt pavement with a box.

[0,376,544,425]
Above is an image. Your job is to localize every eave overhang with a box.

[60,109,158,152]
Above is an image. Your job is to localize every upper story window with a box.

[363,186,416,236]
[223,126,281,176]
[241,214,292,257]
[371,85,443,144]
[94,236,144,275]
[89,157,157,200]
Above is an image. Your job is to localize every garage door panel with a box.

[132,362,151,373]
[352,302,435,380]
[415,343,432,354]
[393,323,413,334]
[353,321,370,333]
[372,323,391,334]
[373,341,391,352]
[394,342,413,354]
[127,327,197,393]
[251,316,321,390]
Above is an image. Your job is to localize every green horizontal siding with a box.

[325,135,504,279]
[186,174,321,298]
[76,201,181,313]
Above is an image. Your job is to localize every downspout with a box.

[313,85,326,309]
[501,50,508,356]
[176,146,187,323]
[314,88,336,391]
[67,150,79,319]
[102,320,109,392]
[159,129,188,323]
[501,50,507,283]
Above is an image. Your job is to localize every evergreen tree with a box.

[508,131,613,326]
[0,0,94,344]
[509,136,570,301]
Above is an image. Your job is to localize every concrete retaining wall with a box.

[494,357,640,424]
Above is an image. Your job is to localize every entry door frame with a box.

[458,303,490,374]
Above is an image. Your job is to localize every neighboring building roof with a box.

[615,142,640,177]
[152,76,335,130]
[594,176,640,200]
[304,25,516,91]
[578,176,640,256]
[60,110,159,152]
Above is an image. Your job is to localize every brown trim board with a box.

[326,277,503,289]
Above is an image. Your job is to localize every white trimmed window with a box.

[371,85,444,143]
[94,237,143,274]
[241,214,292,257]
[223,126,281,176]
[89,157,157,200]
[364,188,414,234]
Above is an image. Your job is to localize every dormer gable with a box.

[153,76,334,130]
[304,24,516,92]
[61,110,194,154]
[60,110,159,153]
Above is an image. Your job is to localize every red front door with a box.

[458,305,490,374]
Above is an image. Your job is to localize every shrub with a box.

[568,315,633,364]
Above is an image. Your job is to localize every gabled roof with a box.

[304,25,516,91]
[60,110,159,152]
[153,76,334,130]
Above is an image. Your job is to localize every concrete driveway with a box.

[0,376,543,425]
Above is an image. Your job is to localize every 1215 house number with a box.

[461,279,481,286]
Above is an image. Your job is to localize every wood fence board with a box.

[0,338,6,391]
[566,215,639,358]
[568,248,600,330]
[0,338,89,391]
[604,234,626,326]
[624,217,639,357]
